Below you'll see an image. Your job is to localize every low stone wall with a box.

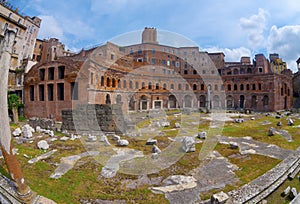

[226,147,300,203]
[61,104,126,134]
[0,175,21,204]
[28,117,56,130]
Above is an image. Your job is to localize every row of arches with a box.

[223,67,253,75]
[104,93,271,111]
[92,75,227,92]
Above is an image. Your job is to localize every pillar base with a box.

[16,188,37,204]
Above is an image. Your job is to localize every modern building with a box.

[24,27,294,120]
[0,1,41,100]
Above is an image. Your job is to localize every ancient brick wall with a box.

[61,104,126,134]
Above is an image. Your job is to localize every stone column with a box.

[0,29,36,203]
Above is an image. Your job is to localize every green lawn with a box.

[1,112,299,203]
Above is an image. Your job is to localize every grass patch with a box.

[215,144,281,184]
[221,115,300,150]
[1,112,298,203]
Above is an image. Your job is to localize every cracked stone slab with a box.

[101,148,144,178]
[151,175,197,194]
[50,151,99,179]
[28,149,57,164]
[276,129,293,142]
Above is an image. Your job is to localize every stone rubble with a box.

[288,118,294,126]
[28,149,57,164]
[146,138,157,145]
[182,136,195,153]
[197,131,207,139]
[37,140,50,150]
[174,123,181,128]
[268,127,276,136]
[117,139,129,146]
[22,124,35,138]
[12,128,21,137]
[151,145,161,153]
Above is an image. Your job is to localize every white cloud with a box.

[62,19,95,39]
[239,8,269,50]
[267,25,300,72]
[38,15,64,40]
[204,47,252,62]
[90,0,138,15]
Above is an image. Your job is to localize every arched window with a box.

[201,84,204,90]
[106,77,110,87]
[170,84,174,90]
[112,78,116,87]
[234,84,237,91]
[101,76,104,86]
[185,84,189,90]
[135,81,139,89]
[193,84,197,90]
[247,68,252,74]
[142,82,145,89]
[156,83,159,90]
[129,81,133,89]
[240,68,245,74]
[118,79,121,88]
[227,84,231,91]
[123,80,127,88]
[178,84,182,90]
[148,82,152,89]
[240,84,244,91]
[163,83,167,90]
[233,69,239,75]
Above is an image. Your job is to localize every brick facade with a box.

[24,28,294,121]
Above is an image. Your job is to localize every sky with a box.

[7,0,300,72]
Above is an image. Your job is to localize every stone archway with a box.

[168,95,177,109]
[105,94,111,104]
[199,95,206,108]
[263,95,269,111]
[184,95,192,108]
[128,97,135,111]
[251,95,257,109]
[116,94,122,104]
[239,95,245,109]
[213,95,220,108]
[226,95,234,109]
[140,95,148,111]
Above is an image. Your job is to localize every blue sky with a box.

[8,0,300,72]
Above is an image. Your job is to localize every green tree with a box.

[7,93,23,123]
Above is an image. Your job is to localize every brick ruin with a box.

[23,27,294,121]
[61,104,126,133]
